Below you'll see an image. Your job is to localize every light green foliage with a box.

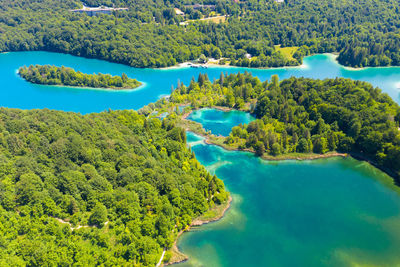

[0,108,228,265]
[88,203,108,227]
[168,72,400,180]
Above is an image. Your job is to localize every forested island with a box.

[0,108,229,265]
[19,65,141,90]
[1,0,400,68]
[141,73,400,181]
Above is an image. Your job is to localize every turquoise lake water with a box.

[187,108,255,136]
[2,51,400,266]
[180,132,400,267]
[1,52,400,114]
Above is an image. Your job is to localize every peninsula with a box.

[18,65,141,90]
[141,73,400,182]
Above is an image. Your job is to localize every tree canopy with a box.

[19,65,141,89]
[0,108,228,265]
[2,0,400,68]
[168,73,400,181]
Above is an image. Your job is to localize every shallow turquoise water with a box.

[178,133,400,267]
[1,52,400,114]
[187,108,255,136]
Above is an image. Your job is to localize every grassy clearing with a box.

[274,45,299,60]
[185,15,227,24]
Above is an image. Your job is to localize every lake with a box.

[1,52,400,114]
[179,132,400,267]
[2,51,400,266]
[187,108,255,136]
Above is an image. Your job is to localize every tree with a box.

[313,136,328,154]
[89,203,108,227]
[121,73,128,83]
[271,75,279,88]
[254,141,265,156]
[271,143,281,156]
[199,54,208,64]
[297,138,309,153]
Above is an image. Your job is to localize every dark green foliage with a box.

[2,0,400,68]
[254,141,265,156]
[170,72,400,179]
[19,65,141,89]
[0,108,228,265]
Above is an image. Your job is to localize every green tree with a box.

[254,141,265,156]
[88,203,108,227]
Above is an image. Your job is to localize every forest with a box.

[1,0,400,68]
[166,73,400,180]
[19,65,141,89]
[0,108,228,265]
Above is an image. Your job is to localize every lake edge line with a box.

[181,108,348,161]
[164,196,233,266]
[182,108,400,184]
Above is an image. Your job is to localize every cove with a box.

[187,108,255,136]
[1,52,400,113]
[178,132,400,266]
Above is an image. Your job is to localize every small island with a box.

[18,65,141,90]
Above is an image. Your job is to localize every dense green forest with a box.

[0,108,228,265]
[166,73,400,180]
[19,65,141,89]
[2,0,400,68]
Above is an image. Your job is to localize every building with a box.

[70,5,128,16]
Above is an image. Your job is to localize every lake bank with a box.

[2,51,400,266]
[182,107,399,186]
[2,51,400,113]
[176,132,400,266]
[182,108,348,161]
[18,65,143,91]
[160,58,308,71]
[166,196,233,266]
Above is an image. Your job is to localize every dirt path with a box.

[156,249,166,267]
[53,217,108,231]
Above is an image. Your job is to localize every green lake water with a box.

[181,132,400,267]
[2,51,400,266]
[187,108,255,136]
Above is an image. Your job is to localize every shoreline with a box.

[42,83,144,92]
[165,195,233,266]
[16,68,143,91]
[19,76,145,92]
[6,50,400,72]
[181,108,400,183]
[202,134,348,161]
[182,107,348,162]
[160,59,308,71]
